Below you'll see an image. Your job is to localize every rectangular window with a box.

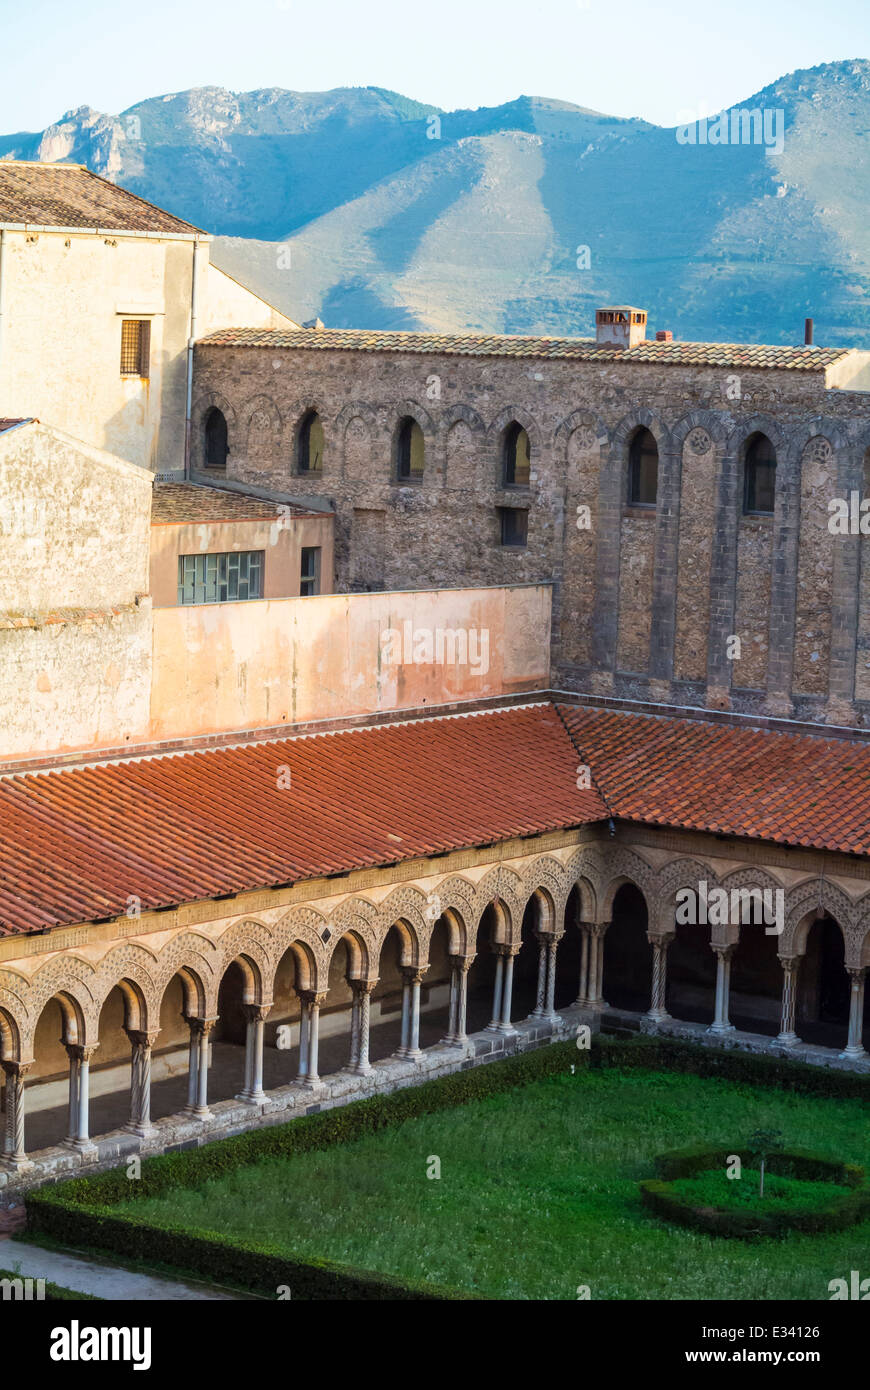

[120,319,151,377]
[177,550,264,605]
[300,546,321,597]
[499,507,528,548]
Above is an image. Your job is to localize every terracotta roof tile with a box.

[559,705,870,856]
[0,162,202,234]
[151,482,321,524]
[0,705,607,936]
[198,327,850,372]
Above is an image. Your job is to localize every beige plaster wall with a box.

[149,583,552,741]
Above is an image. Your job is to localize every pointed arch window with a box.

[297,410,324,474]
[204,407,228,470]
[628,427,658,506]
[503,422,531,488]
[743,433,776,514]
[396,417,425,482]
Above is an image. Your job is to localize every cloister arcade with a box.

[1,845,869,1175]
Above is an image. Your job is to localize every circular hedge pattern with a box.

[640,1144,870,1238]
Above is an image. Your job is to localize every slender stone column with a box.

[397,968,424,1059]
[842,968,867,1059]
[775,957,801,1046]
[238,1005,269,1104]
[194,1020,215,1116]
[1,1061,32,1169]
[487,952,505,1031]
[708,946,736,1034]
[64,1045,96,1147]
[185,1017,200,1112]
[585,923,610,1008]
[296,997,310,1084]
[530,934,548,1017]
[302,992,326,1085]
[647,936,673,1023]
[575,924,592,1006]
[126,1029,159,1136]
[499,947,519,1032]
[445,957,472,1044]
[543,938,560,1022]
[348,987,362,1068]
[353,981,375,1074]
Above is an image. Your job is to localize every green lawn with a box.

[669,1169,851,1214]
[119,1068,870,1300]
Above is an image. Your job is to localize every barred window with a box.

[178,550,264,605]
[120,319,151,377]
[499,506,528,548]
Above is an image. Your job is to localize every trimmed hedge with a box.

[24,1030,869,1293]
[641,1144,870,1239]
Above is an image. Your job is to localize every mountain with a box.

[2,62,869,345]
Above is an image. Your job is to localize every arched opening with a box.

[628,427,658,506]
[395,417,424,482]
[149,970,205,1121]
[502,422,531,488]
[666,908,716,1024]
[554,883,584,1010]
[297,410,324,474]
[743,432,776,514]
[209,960,252,1103]
[204,407,229,470]
[602,883,651,1011]
[796,915,849,1048]
[467,902,501,1032]
[726,910,783,1037]
[25,996,79,1152]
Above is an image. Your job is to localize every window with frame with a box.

[177,550,263,605]
[628,427,658,507]
[297,411,324,473]
[743,433,777,514]
[499,506,528,548]
[396,417,425,481]
[300,546,321,597]
[120,319,151,377]
[502,422,531,488]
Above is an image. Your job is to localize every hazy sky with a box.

[2,0,867,132]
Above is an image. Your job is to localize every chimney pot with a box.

[595,306,647,349]
[655,329,673,342]
[804,317,814,346]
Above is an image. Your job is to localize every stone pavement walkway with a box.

[0,1238,243,1300]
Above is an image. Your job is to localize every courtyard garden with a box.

[24,1039,870,1300]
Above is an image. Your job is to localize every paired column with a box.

[348,980,376,1074]
[709,946,736,1034]
[297,992,326,1087]
[530,935,561,1023]
[238,1005,270,1104]
[445,957,472,1045]
[126,1029,159,1136]
[1,1061,31,1169]
[64,1044,97,1148]
[842,968,867,1060]
[488,945,519,1033]
[775,957,801,1047]
[581,923,609,1009]
[185,1018,215,1118]
[397,968,425,1059]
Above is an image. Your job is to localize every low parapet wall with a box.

[149,583,552,742]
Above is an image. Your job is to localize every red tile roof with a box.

[0,162,202,235]
[3,701,870,938]
[559,705,870,856]
[198,326,850,372]
[151,482,322,524]
[0,706,607,936]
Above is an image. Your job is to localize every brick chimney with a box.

[595,306,647,349]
